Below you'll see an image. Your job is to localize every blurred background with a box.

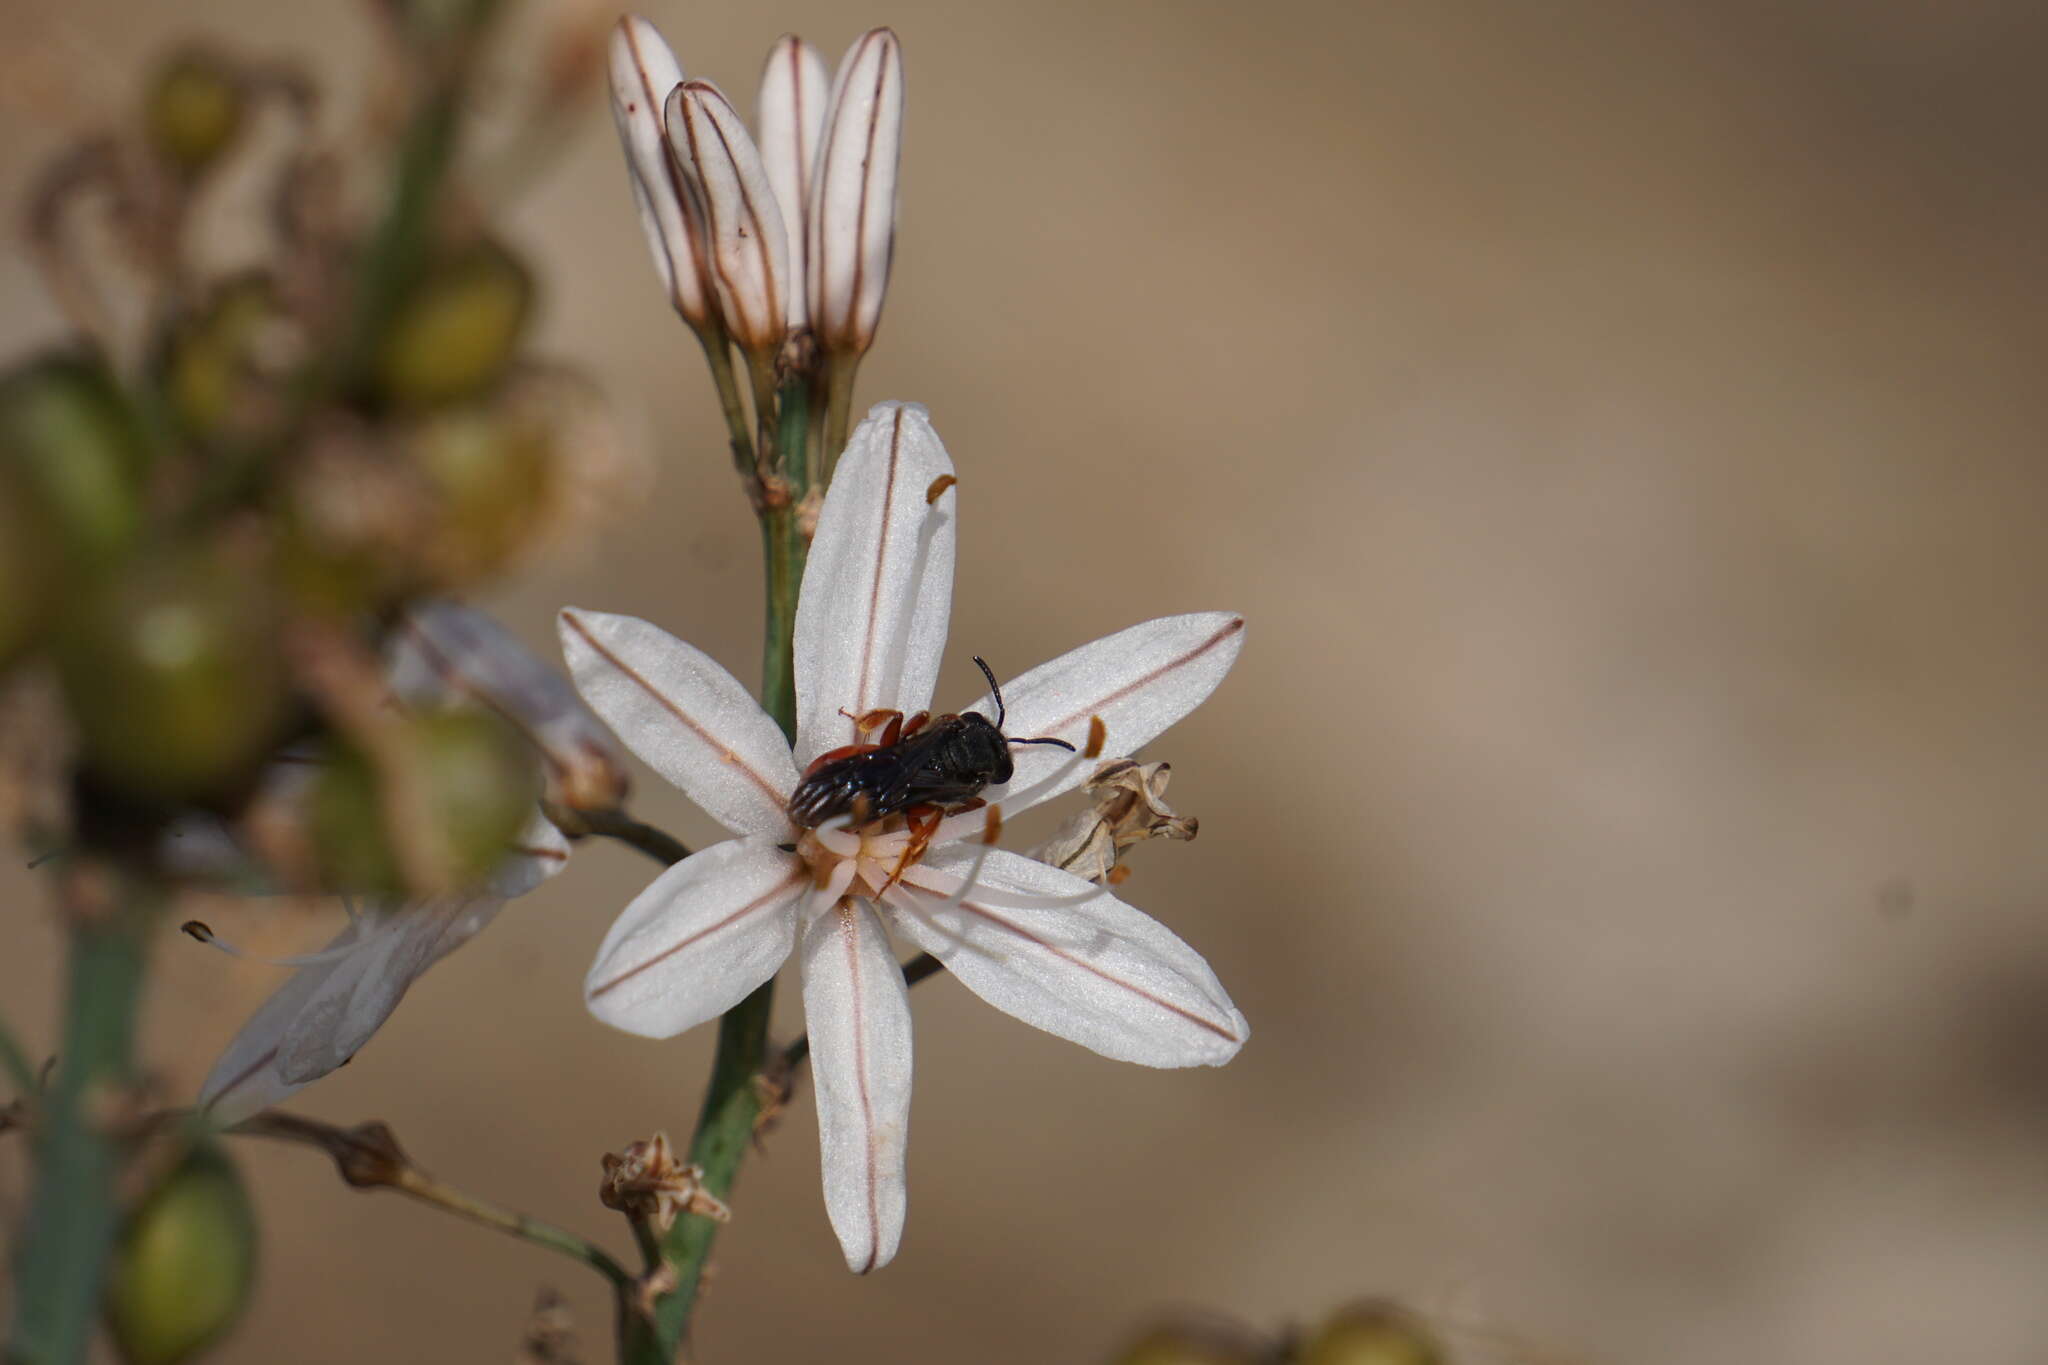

[4,0,2047,1360]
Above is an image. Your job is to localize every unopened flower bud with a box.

[388,601,631,811]
[666,80,791,357]
[0,352,148,570]
[309,709,540,898]
[808,29,903,357]
[608,15,718,329]
[104,1142,257,1365]
[58,548,288,803]
[1296,1302,1444,1365]
[372,239,533,409]
[756,35,829,333]
[143,47,246,179]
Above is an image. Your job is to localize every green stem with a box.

[819,353,858,485]
[694,325,754,483]
[6,876,154,1365]
[644,378,814,1357]
[570,807,693,868]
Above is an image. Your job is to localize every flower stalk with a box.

[6,868,156,1365]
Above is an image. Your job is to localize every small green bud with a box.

[105,1142,257,1365]
[58,549,289,803]
[310,709,538,897]
[0,352,148,570]
[0,465,63,668]
[373,240,533,409]
[162,275,286,443]
[1296,1303,1443,1365]
[143,48,246,178]
[407,399,553,586]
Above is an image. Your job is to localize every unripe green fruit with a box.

[409,400,552,586]
[0,465,62,668]
[310,709,538,897]
[1112,1325,1266,1365]
[105,1142,257,1365]
[1296,1304,1442,1365]
[144,48,245,178]
[58,550,288,803]
[0,352,147,570]
[163,275,281,442]
[373,241,533,409]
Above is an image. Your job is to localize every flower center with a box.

[795,814,929,901]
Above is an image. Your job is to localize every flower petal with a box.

[489,808,573,900]
[274,899,474,1085]
[808,29,904,356]
[390,602,632,812]
[199,897,485,1122]
[585,837,805,1038]
[666,80,791,355]
[793,402,956,766]
[756,34,830,331]
[887,845,1247,1067]
[607,15,717,327]
[799,900,912,1272]
[559,607,799,838]
[971,613,1245,812]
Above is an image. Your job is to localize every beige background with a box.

[5,0,2048,1361]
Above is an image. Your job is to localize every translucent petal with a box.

[970,613,1245,812]
[887,845,1246,1067]
[584,837,806,1039]
[800,900,912,1272]
[559,607,799,838]
[793,402,956,766]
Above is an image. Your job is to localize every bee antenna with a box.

[1010,735,1077,753]
[973,655,1005,729]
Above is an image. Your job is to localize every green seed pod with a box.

[372,240,533,409]
[0,352,148,570]
[0,464,62,668]
[58,548,289,803]
[162,275,285,443]
[143,47,246,179]
[105,1141,257,1365]
[407,398,553,587]
[309,709,539,897]
[1296,1303,1443,1365]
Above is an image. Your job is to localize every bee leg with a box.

[842,707,908,744]
[881,804,946,893]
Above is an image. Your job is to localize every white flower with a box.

[198,603,597,1122]
[560,401,1247,1273]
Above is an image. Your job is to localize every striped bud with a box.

[808,29,904,357]
[756,35,830,332]
[665,80,792,357]
[608,16,718,329]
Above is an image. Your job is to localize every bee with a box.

[787,656,1077,829]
